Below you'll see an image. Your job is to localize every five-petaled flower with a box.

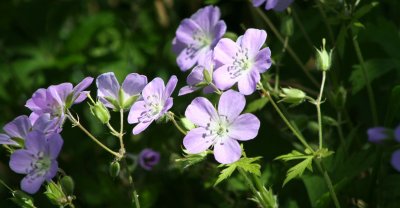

[138,148,160,171]
[252,0,293,12]
[183,90,260,164]
[128,76,178,135]
[26,77,93,122]
[96,72,148,111]
[172,5,226,71]
[9,130,63,194]
[213,28,272,95]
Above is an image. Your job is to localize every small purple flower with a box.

[0,114,61,147]
[252,0,293,12]
[9,131,63,194]
[183,90,260,164]
[391,149,400,172]
[128,76,178,135]
[178,52,216,96]
[367,127,390,144]
[213,28,272,95]
[172,5,227,71]
[96,72,148,110]
[26,77,93,122]
[138,148,160,171]
[394,125,400,142]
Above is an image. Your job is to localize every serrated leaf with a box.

[275,150,309,161]
[214,164,237,186]
[283,157,313,186]
[245,97,269,113]
[236,156,262,176]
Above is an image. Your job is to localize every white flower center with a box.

[228,48,253,79]
[138,95,164,123]
[202,115,230,145]
[184,31,212,61]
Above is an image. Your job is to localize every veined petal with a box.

[47,133,63,159]
[228,113,260,141]
[45,160,58,180]
[160,97,173,118]
[21,174,45,194]
[96,72,120,101]
[254,47,272,73]
[25,88,47,112]
[3,115,31,139]
[213,138,241,164]
[185,97,218,127]
[132,121,153,135]
[74,91,89,104]
[25,131,47,153]
[142,78,165,102]
[176,47,202,71]
[128,101,146,124]
[164,75,178,99]
[213,65,240,91]
[211,21,227,47]
[187,66,205,86]
[213,38,239,65]
[176,19,201,44]
[183,127,213,154]
[240,29,267,58]
[122,73,148,97]
[218,90,245,121]
[72,77,93,101]
[238,70,260,95]
[49,83,73,106]
[172,37,185,54]
[178,86,199,96]
[9,150,35,174]
[0,133,18,145]
[192,6,221,33]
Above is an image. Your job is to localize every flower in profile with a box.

[213,28,272,95]
[252,0,293,12]
[183,90,260,164]
[178,52,216,96]
[138,148,160,171]
[96,72,148,111]
[391,149,400,172]
[26,77,93,122]
[367,127,390,144]
[9,131,63,194]
[172,5,227,71]
[0,114,61,147]
[128,76,178,135]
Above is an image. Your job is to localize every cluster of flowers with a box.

[368,125,400,171]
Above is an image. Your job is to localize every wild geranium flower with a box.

[26,77,93,122]
[367,127,390,144]
[172,5,227,71]
[179,52,216,96]
[128,76,178,135]
[252,0,294,12]
[183,90,260,164]
[213,28,272,95]
[391,149,400,172]
[138,148,160,171]
[96,72,148,111]
[0,114,61,147]
[9,131,63,194]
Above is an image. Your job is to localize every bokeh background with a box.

[1,0,400,207]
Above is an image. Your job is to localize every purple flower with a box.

[9,131,63,194]
[183,90,260,164]
[391,149,400,172]
[172,6,226,71]
[96,72,148,110]
[395,125,400,143]
[252,0,293,12]
[213,28,272,95]
[367,127,390,144]
[128,76,178,135]
[26,77,93,122]
[178,52,216,96]
[138,148,160,171]
[0,114,61,147]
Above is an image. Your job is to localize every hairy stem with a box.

[315,159,341,208]
[119,109,125,155]
[121,158,140,208]
[168,112,187,135]
[238,168,267,208]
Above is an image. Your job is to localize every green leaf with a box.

[175,150,210,169]
[350,59,396,94]
[275,150,310,161]
[214,164,237,186]
[235,156,262,176]
[245,97,269,113]
[283,157,313,186]
[352,2,379,20]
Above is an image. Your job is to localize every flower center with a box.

[228,48,253,79]
[184,31,212,61]
[138,95,164,123]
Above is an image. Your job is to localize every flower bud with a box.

[279,88,306,106]
[60,176,75,196]
[109,161,120,178]
[281,16,294,37]
[181,117,195,131]
[315,38,333,71]
[203,69,212,84]
[90,101,110,124]
[45,181,67,206]
[11,190,36,208]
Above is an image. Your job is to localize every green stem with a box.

[253,6,319,87]
[168,112,187,135]
[66,111,121,158]
[121,158,140,208]
[238,169,267,208]
[351,33,378,125]
[260,87,314,152]
[315,159,341,208]
[317,71,327,149]
[119,109,125,155]
[0,178,13,192]
[252,175,275,208]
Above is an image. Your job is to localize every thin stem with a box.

[315,159,341,208]
[121,158,140,208]
[253,6,319,87]
[168,112,187,135]
[351,33,378,125]
[0,178,13,192]
[238,168,267,208]
[292,8,314,50]
[119,109,125,154]
[106,122,119,135]
[210,83,223,95]
[317,71,327,149]
[66,111,121,158]
[260,87,314,152]
[315,0,335,45]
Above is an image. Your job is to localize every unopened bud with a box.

[281,16,294,37]
[316,38,333,71]
[279,88,306,106]
[90,101,110,124]
[109,161,120,178]
[60,176,75,196]
[203,69,212,84]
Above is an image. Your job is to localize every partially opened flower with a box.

[128,76,178,135]
[252,0,293,12]
[96,72,148,111]
[391,149,400,172]
[138,148,160,171]
[213,28,272,95]
[367,127,390,144]
[172,5,226,71]
[26,77,93,122]
[183,90,260,164]
[178,52,216,96]
[9,131,63,194]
